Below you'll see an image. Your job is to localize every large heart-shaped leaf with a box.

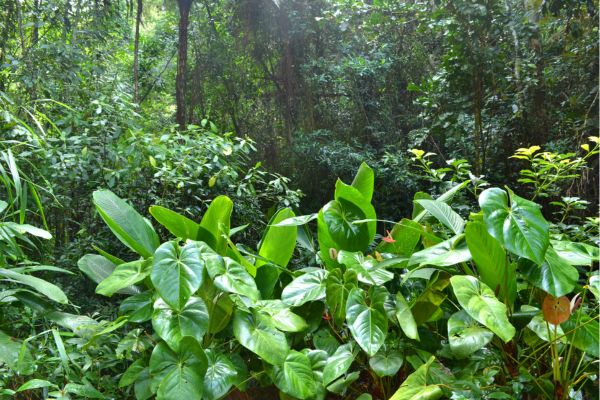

[282,268,328,307]
[199,195,233,255]
[389,357,444,400]
[416,199,465,235]
[465,221,516,305]
[346,287,388,356]
[325,268,357,326]
[337,251,393,285]
[152,297,209,351]
[321,199,369,252]
[369,347,403,377]
[450,275,515,342]
[232,310,289,365]
[448,310,493,358]
[93,190,159,258]
[151,241,204,310]
[322,343,357,386]
[479,187,549,264]
[119,291,153,322]
[149,337,207,399]
[521,247,579,297]
[254,300,307,332]
[274,350,317,400]
[255,208,297,298]
[395,293,419,340]
[200,243,259,301]
[96,260,151,297]
[203,350,237,400]
[335,180,377,243]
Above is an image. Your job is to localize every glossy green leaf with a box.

[282,268,328,307]
[203,350,237,400]
[550,240,599,266]
[325,268,357,326]
[413,182,468,223]
[96,259,150,297]
[337,250,393,285]
[377,218,422,256]
[521,247,578,297]
[389,356,443,400]
[322,343,357,386]
[479,187,549,264]
[450,275,515,342]
[321,199,369,251]
[16,379,57,392]
[200,195,233,254]
[0,268,68,304]
[369,348,403,377]
[465,221,516,305]
[151,241,204,310]
[149,206,200,240]
[63,383,104,399]
[563,312,599,357]
[152,297,209,351]
[93,190,159,258]
[0,330,34,375]
[232,310,289,365]
[326,371,360,395]
[149,338,207,400]
[119,359,146,388]
[254,300,307,332]
[448,310,493,358]
[335,179,376,244]
[395,292,419,340]
[255,208,297,298]
[198,276,234,334]
[346,286,388,356]
[526,310,565,343]
[351,162,374,202]
[274,350,317,400]
[416,199,465,234]
[119,291,153,322]
[408,235,471,267]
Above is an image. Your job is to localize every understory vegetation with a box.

[0,0,598,399]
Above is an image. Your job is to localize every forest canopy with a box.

[0,0,598,399]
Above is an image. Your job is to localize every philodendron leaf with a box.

[274,350,317,400]
[395,293,419,340]
[322,343,357,386]
[119,291,153,323]
[149,337,207,400]
[199,195,233,255]
[254,300,308,332]
[232,310,289,365]
[151,241,204,310]
[93,190,159,258]
[369,347,403,377]
[389,356,443,400]
[321,199,369,251]
[95,259,151,297]
[282,268,328,307]
[521,247,579,298]
[408,235,471,267]
[550,240,599,266]
[149,206,200,241]
[152,297,209,352]
[416,199,465,235]
[346,286,388,356]
[199,242,259,301]
[203,350,237,400]
[479,187,549,264]
[325,268,357,326]
[450,276,515,343]
[337,250,393,285]
[448,310,493,359]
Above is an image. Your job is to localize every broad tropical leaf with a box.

[521,247,579,297]
[395,293,419,340]
[322,343,357,386]
[0,268,68,304]
[369,347,403,377]
[346,287,388,356]
[96,259,150,297]
[325,268,357,326]
[152,297,209,351]
[447,310,493,358]
[351,162,374,202]
[274,350,317,400]
[416,199,465,235]
[282,268,328,307]
[389,356,443,400]
[199,195,233,254]
[232,310,289,365]
[203,350,237,400]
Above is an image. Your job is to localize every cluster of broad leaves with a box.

[77,162,598,399]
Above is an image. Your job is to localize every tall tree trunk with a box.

[133,0,143,103]
[176,0,193,129]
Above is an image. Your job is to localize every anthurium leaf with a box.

[203,350,237,400]
[351,162,374,202]
[448,310,493,358]
[282,268,328,307]
[369,348,403,377]
[254,300,308,332]
[325,268,357,326]
[119,291,153,322]
[78,254,140,295]
[93,190,159,258]
[562,312,599,357]
[346,287,388,356]
[416,199,465,235]
[151,241,204,310]
[149,337,207,400]
[198,276,234,334]
[152,297,209,352]
[255,208,297,298]
[232,310,289,365]
[408,235,471,267]
[337,250,393,285]
[465,221,516,305]
[199,195,233,255]
[322,343,357,386]
[334,179,377,245]
[317,207,342,269]
[274,350,317,400]
[199,243,259,301]
[321,199,369,252]
[149,205,200,240]
[96,259,150,297]
[521,247,578,297]
[395,293,419,340]
[0,268,68,304]
[389,356,443,400]
[450,276,515,343]
[479,187,549,264]
[550,240,599,266]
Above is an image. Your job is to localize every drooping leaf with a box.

[96,260,151,297]
[395,292,419,340]
[479,187,549,264]
[322,343,357,386]
[93,190,159,258]
[274,350,317,400]
[369,347,403,377]
[326,371,360,395]
[152,297,209,351]
[450,276,515,343]
[0,268,68,304]
[199,195,233,255]
[416,199,465,235]
[282,268,328,307]
[389,356,443,400]
[521,247,579,297]
[232,310,289,365]
[346,287,388,356]
[203,350,237,400]
[447,310,493,358]
[63,383,105,399]
[151,241,204,310]
[16,379,57,392]
[272,213,318,227]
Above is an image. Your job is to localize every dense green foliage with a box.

[0,0,598,399]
